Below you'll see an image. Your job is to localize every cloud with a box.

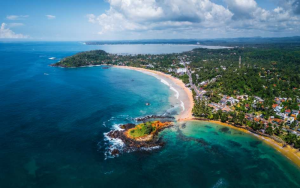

[6,15,29,20]
[0,23,28,39]
[46,15,56,19]
[225,0,257,20]
[87,14,96,23]
[88,0,233,34]
[8,23,24,27]
[293,0,300,14]
[272,0,300,14]
[88,0,300,38]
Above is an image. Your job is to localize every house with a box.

[276,112,285,119]
[199,81,208,86]
[274,106,283,113]
[254,96,264,102]
[147,64,154,68]
[285,109,291,115]
[226,97,239,106]
[222,106,232,112]
[219,98,227,106]
[177,68,187,74]
[275,98,281,104]
[254,117,261,123]
[287,117,295,125]
[237,95,248,100]
[292,110,299,116]
[272,118,284,125]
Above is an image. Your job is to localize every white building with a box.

[177,68,187,74]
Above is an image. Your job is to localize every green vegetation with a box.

[51,43,300,149]
[129,122,156,138]
[187,47,300,99]
[54,50,110,67]
[179,74,189,84]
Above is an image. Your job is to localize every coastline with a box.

[188,119,300,168]
[114,66,194,121]
[55,64,300,168]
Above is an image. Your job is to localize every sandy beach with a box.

[114,66,300,168]
[192,120,300,168]
[114,66,194,121]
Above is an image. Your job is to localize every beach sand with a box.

[190,120,300,168]
[114,66,300,168]
[114,66,194,121]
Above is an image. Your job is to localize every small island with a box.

[108,121,173,155]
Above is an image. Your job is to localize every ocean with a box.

[1,42,300,188]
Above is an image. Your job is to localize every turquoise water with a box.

[1,42,300,188]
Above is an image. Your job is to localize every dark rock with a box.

[119,123,136,130]
[107,122,173,155]
[111,149,120,156]
[219,127,230,133]
[135,115,175,122]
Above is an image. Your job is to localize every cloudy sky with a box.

[1,0,300,40]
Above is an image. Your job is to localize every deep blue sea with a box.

[1,42,300,188]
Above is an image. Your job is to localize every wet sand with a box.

[114,66,194,121]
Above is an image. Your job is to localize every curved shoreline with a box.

[112,65,300,168]
[114,66,194,121]
[187,119,300,168]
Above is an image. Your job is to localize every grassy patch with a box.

[129,121,156,138]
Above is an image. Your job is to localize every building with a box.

[177,68,187,74]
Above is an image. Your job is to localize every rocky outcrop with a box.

[135,115,175,122]
[107,122,173,153]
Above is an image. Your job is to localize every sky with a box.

[0,0,300,41]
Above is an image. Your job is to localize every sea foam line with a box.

[180,100,185,112]
[160,79,179,99]
[103,124,126,160]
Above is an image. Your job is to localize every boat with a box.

[49,57,56,60]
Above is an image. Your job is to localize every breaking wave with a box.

[160,79,179,99]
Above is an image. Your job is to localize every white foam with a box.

[112,124,123,131]
[103,132,125,160]
[103,123,127,159]
[170,86,179,99]
[140,146,161,151]
[160,79,170,86]
[180,100,185,112]
[160,79,180,99]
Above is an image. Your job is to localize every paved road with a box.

[183,60,201,98]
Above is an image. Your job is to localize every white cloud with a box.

[87,14,96,23]
[46,15,56,19]
[87,0,300,38]
[89,0,233,34]
[6,15,29,20]
[225,0,257,19]
[8,23,24,27]
[0,23,28,39]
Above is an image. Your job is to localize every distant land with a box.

[85,36,300,47]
